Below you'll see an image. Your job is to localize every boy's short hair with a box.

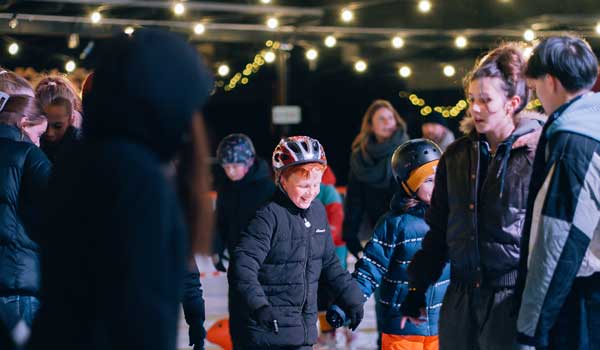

[280,163,326,182]
[526,35,599,93]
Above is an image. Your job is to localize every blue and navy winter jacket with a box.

[353,192,450,336]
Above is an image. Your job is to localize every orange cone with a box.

[206,318,233,350]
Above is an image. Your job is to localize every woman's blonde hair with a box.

[351,99,407,155]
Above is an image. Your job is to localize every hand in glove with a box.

[188,321,206,350]
[253,305,278,332]
[400,289,427,329]
[346,303,364,331]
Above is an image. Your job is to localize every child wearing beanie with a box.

[351,139,450,350]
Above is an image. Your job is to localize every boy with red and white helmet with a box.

[228,136,364,350]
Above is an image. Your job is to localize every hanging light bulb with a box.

[595,22,600,35]
[194,23,206,35]
[523,29,535,42]
[8,43,19,56]
[354,60,367,73]
[266,17,279,29]
[340,8,354,22]
[418,0,432,13]
[398,66,412,78]
[324,35,337,48]
[391,36,405,49]
[455,36,468,49]
[8,14,18,29]
[68,33,80,49]
[264,50,276,63]
[217,64,230,77]
[260,0,271,3]
[124,26,135,35]
[173,2,185,16]
[306,48,318,61]
[443,65,456,77]
[90,11,102,24]
[65,60,77,73]
[523,46,534,59]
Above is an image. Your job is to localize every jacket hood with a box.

[83,29,214,161]
[459,110,546,138]
[546,92,600,142]
[321,167,337,186]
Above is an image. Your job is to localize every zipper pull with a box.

[303,217,311,228]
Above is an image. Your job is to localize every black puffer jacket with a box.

[409,112,544,291]
[0,124,51,296]
[41,125,82,165]
[214,158,275,257]
[228,189,363,348]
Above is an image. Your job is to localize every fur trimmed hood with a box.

[459,110,547,136]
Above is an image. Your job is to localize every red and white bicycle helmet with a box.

[272,136,327,172]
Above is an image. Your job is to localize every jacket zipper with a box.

[472,141,482,288]
[300,214,311,344]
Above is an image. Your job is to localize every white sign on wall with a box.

[272,105,302,125]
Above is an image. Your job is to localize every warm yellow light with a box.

[596,22,600,35]
[65,60,76,73]
[523,29,535,42]
[455,36,468,49]
[341,8,354,22]
[306,48,318,61]
[418,0,432,13]
[392,36,405,49]
[194,23,206,35]
[217,65,230,77]
[266,17,279,29]
[90,11,102,24]
[8,43,19,55]
[260,0,271,3]
[398,66,412,78]
[523,46,533,59]
[264,51,276,63]
[324,35,337,48]
[124,26,135,35]
[173,2,185,16]
[354,60,367,73]
[443,65,456,77]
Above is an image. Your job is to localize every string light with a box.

[8,42,19,55]
[124,26,135,35]
[8,14,18,29]
[194,23,206,35]
[418,0,432,13]
[90,11,102,24]
[341,8,354,22]
[266,17,279,29]
[455,36,468,49]
[523,29,535,42]
[392,36,405,49]
[398,66,412,78]
[173,2,185,16]
[260,0,271,3]
[306,48,318,61]
[68,33,80,49]
[596,22,600,35]
[443,65,456,77]
[400,91,468,117]
[65,60,76,73]
[354,60,367,73]
[217,64,230,77]
[264,50,276,63]
[324,35,337,48]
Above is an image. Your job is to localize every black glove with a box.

[346,303,364,331]
[346,239,363,260]
[188,321,206,350]
[253,305,277,331]
[400,290,426,318]
[214,258,227,273]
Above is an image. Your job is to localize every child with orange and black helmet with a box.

[228,136,364,350]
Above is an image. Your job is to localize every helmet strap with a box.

[401,181,417,198]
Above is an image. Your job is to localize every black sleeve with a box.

[213,192,226,257]
[407,154,450,292]
[181,259,206,347]
[20,146,52,243]
[342,171,365,257]
[321,225,364,308]
[229,209,274,312]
